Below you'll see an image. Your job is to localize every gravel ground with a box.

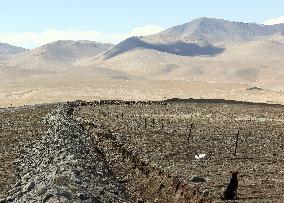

[1,104,127,203]
[0,99,283,202]
[75,100,284,202]
[0,104,58,199]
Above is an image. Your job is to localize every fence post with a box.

[234,130,240,156]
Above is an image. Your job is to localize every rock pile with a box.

[1,105,127,203]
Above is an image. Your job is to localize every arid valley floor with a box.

[0,99,283,202]
[1,78,284,108]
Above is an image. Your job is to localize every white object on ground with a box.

[195,154,206,159]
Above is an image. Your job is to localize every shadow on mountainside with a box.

[104,37,225,59]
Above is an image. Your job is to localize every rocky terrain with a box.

[0,99,283,202]
[0,104,58,200]
[0,103,128,203]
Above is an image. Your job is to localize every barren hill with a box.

[78,18,284,89]
[0,40,113,76]
[0,42,27,60]
[1,18,284,106]
[2,18,284,89]
[154,17,284,42]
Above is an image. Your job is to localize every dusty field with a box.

[75,100,284,202]
[1,77,284,107]
[0,99,283,202]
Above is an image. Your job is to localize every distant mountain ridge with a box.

[150,17,284,42]
[32,40,113,62]
[0,42,27,59]
[0,40,113,74]
[97,17,284,60]
[1,18,284,89]
[83,18,284,89]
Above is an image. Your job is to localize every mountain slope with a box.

[94,17,284,61]
[101,36,225,59]
[78,18,284,89]
[35,40,113,62]
[0,43,27,60]
[0,40,113,74]
[1,18,284,89]
[149,17,284,42]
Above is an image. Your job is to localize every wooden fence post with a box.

[234,130,240,156]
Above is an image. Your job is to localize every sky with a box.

[0,0,284,48]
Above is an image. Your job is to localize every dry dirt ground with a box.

[0,104,60,198]
[0,77,284,108]
[0,99,283,202]
[75,100,284,202]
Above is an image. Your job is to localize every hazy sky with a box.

[1,0,283,48]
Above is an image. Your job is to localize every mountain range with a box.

[0,42,27,60]
[1,17,284,89]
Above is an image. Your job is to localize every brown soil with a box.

[75,100,284,202]
[0,104,59,198]
[0,100,283,202]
